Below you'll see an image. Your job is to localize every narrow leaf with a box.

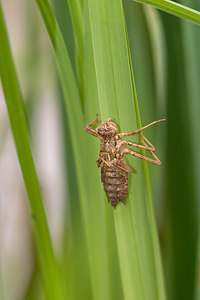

[161,9,198,300]
[0,4,63,300]
[67,0,85,106]
[88,0,166,299]
[35,1,113,299]
[67,0,83,55]
[133,0,200,25]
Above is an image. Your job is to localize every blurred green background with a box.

[0,0,200,300]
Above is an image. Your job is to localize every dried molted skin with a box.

[85,115,164,208]
[101,165,128,208]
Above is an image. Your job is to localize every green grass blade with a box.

[34,0,85,206]
[53,0,76,71]
[67,0,85,107]
[88,0,166,299]
[161,11,198,300]
[84,1,124,299]
[35,1,113,299]
[181,18,200,299]
[53,2,92,298]
[133,0,200,25]
[181,10,200,299]
[124,2,167,225]
[126,11,166,300]
[35,0,84,137]
[67,0,83,56]
[143,6,167,116]
[123,3,156,122]
[0,4,63,300]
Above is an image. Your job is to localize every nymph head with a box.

[96,120,118,137]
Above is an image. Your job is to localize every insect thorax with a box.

[99,138,118,162]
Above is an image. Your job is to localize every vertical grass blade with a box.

[53,2,92,299]
[88,0,166,299]
[161,11,198,300]
[123,2,156,122]
[84,1,124,299]
[67,0,85,106]
[53,0,76,71]
[67,0,83,56]
[143,5,167,116]
[35,1,113,299]
[181,4,200,296]
[0,4,63,300]
[124,2,167,227]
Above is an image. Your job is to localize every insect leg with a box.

[85,114,102,137]
[139,134,161,164]
[117,119,165,138]
[100,152,111,161]
[99,158,112,168]
[119,140,155,151]
[122,148,161,165]
[139,133,156,150]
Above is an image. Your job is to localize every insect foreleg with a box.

[117,119,165,138]
[98,158,112,168]
[85,114,101,138]
[122,148,161,165]
[100,152,111,161]
[96,153,111,167]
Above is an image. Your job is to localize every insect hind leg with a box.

[139,133,161,165]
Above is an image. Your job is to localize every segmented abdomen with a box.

[101,166,128,208]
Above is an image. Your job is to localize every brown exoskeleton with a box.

[85,115,165,208]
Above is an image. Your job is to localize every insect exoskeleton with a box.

[96,120,118,137]
[100,157,130,208]
[85,115,165,208]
